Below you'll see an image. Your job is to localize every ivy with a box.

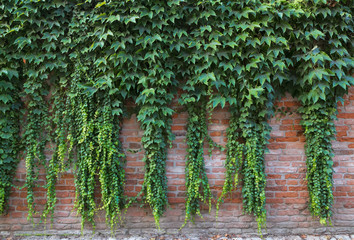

[66,58,126,230]
[216,113,244,219]
[181,98,213,227]
[0,71,21,214]
[65,1,127,230]
[300,102,336,224]
[0,0,353,236]
[13,0,74,222]
[0,1,22,214]
[178,1,220,226]
[42,85,71,224]
[291,0,353,224]
[215,0,295,234]
[133,0,178,227]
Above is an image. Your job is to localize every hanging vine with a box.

[177,0,224,226]
[0,0,22,214]
[40,1,75,224]
[0,69,21,214]
[66,59,126,230]
[42,86,72,223]
[291,0,353,225]
[216,0,295,234]
[116,0,180,228]
[300,102,337,224]
[0,0,353,235]
[63,1,128,230]
[216,112,244,218]
[181,99,213,227]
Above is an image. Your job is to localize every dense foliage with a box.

[182,99,213,227]
[214,1,295,233]
[0,2,22,214]
[290,0,353,224]
[0,0,353,234]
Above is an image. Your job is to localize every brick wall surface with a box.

[0,87,353,236]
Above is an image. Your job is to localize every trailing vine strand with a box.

[301,102,337,224]
[215,0,295,234]
[0,1,22,215]
[291,0,353,224]
[182,99,213,227]
[42,87,71,224]
[216,113,244,218]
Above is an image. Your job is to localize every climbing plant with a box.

[132,0,178,228]
[16,0,51,221]
[0,65,21,215]
[215,0,295,234]
[181,98,213,227]
[0,0,22,214]
[0,0,352,235]
[63,1,127,230]
[216,112,244,218]
[291,0,353,225]
[39,1,75,225]
[178,0,220,226]
[67,59,126,230]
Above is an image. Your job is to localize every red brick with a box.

[56,186,76,191]
[337,126,349,131]
[211,168,226,173]
[60,199,72,204]
[337,131,348,137]
[268,143,286,149]
[56,211,70,217]
[169,198,185,203]
[285,174,302,180]
[275,192,298,198]
[336,186,351,192]
[274,180,286,185]
[267,174,282,179]
[277,209,299,215]
[267,186,287,191]
[11,212,23,218]
[171,125,184,131]
[16,206,28,211]
[284,198,307,204]
[221,119,230,124]
[287,180,299,185]
[288,186,306,191]
[337,113,354,119]
[285,131,297,137]
[276,137,299,142]
[126,137,141,142]
[282,119,294,124]
[279,125,303,131]
[11,225,22,231]
[284,101,301,107]
[266,198,283,203]
[210,132,222,136]
[339,138,354,142]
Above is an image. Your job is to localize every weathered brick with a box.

[338,113,354,119]
[276,137,299,142]
[0,87,352,236]
[268,143,286,149]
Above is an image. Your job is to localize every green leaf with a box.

[95,2,106,8]
[248,87,264,99]
[0,94,12,104]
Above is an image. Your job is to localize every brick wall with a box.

[1,87,353,236]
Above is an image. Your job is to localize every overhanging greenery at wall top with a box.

[0,0,353,235]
